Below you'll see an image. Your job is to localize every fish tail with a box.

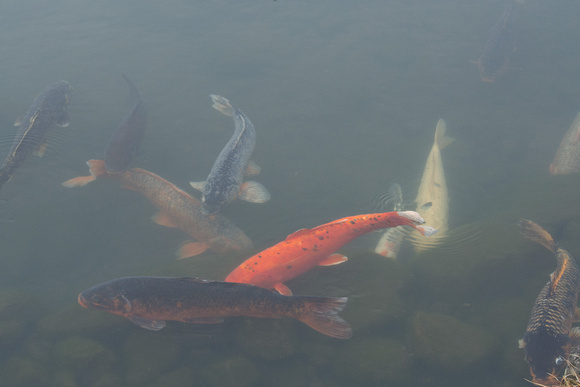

[518,219,557,254]
[210,94,235,117]
[62,160,107,188]
[296,297,352,339]
[434,119,455,150]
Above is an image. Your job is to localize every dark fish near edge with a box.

[475,4,514,82]
[519,219,580,386]
[78,276,352,339]
[0,81,72,191]
[104,75,146,173]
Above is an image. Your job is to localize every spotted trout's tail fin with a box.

[518,219,557,254]
[297,297,352,339]
[62,160,107,188]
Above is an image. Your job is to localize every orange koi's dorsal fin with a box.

[285,228,311,240]
[152,211,178,228]
[176,241,209,260]
[274,282,293,296]
[318,253,348,266]
[62,159,106,188]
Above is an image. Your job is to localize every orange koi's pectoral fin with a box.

[33,142,48,158]
[318,253,348,266]
[238,181,271,203]
[127,315,166,331]
[176,241,209,260]
[184,317,225,324]
[152,212,178,228]
[274,283,293,296]
[285,228,310,240]
[244,160,261,176]
[62,175,96,188]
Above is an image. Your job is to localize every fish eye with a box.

[555,356,565,365]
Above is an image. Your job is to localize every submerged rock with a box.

[201,355,259,387]
[411,311,499,373]
[1,356,52,387]
[0,289,43,356]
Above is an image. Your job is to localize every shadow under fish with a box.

[474,3,515,82]
[103,75,146,173]
[0,81,72,191]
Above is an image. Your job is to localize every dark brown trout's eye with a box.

[555,356,565,366]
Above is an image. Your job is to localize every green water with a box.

[0,0,579,385]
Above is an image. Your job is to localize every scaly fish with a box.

[190,95,270,215]
[225,211,437,296]
[374,183,407,259]
[474,3,515,82]
[63,160,252,258]
[103,75,147,173]
[0,81,72,191]
[550,111,580,175]
[518,219,580,386]
[411,119,454,252]
[79,276,352,339]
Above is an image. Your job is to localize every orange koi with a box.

[225,211,436,295]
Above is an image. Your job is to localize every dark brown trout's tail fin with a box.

[519,219,557,254]
[62,159,107,188]
[297,297,352,339]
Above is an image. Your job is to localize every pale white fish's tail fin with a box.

[434,119,455,150]
[210,94,235,117]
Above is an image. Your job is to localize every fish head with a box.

[78,285,132,315]
[523,333,570,386]
[200,197,222,216]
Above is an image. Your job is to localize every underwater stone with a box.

[153,367,198,387]
[201,355,259,387]
[235,317,297,360]
[411,311,499,372]
[1,356,52,387]
[332,336,411,384]
[123,330,184,386]
[0,289,43,355]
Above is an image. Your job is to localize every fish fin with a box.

[239,181,271,203]
[127,315,166,331]
[56,111,70,127]
[152,211,178,228]
[189,181,205,192]
[518,339,525,349]
[518,219,557,254]
[318,253,348,266]
[122,74,142,105]
[13,115,23,126]
[415,226,439,237]
[285,228,310,240]
[570,327,580,346]
[274,282,293,296]
[434,119,455,150]
[297,297,352,339]
[176,241,209,259]
[184,317,225,324]
[62,175,97,188]
[574,307,580,322]
[244,160,261,176]
[210,94,235,117]
[33,142,47,157]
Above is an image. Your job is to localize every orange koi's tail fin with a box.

[518,219,557,254]
[62,160,107,188]
[297,297,352,339]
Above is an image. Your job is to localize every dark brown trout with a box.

[0,81,72,191]
[78,276,352,339]
[519,219,580,386]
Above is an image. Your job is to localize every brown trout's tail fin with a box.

[518,219,557,254]
[62,160,107,188]
[297,297,352,339]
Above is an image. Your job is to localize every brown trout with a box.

[0,81,71,191]
[519,219,580,386]
[78,276,352,339]
[63,160,252,258]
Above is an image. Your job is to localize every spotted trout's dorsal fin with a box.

[285,228,310,240]
[127,315,166,331]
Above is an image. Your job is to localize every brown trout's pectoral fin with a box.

[184,317,225,324]
[33,142,47,158]
[56,111,70,127]
[238,181,271,203]
[274,282,293,296]
[189,181,205,192]
[127,316,166,331]
[244,160,261,176]
[285,228,310,240]
[176,241,209,259]
[318,253,348,266]
[152,212,178,228]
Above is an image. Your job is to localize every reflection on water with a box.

[0,0,579,385]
